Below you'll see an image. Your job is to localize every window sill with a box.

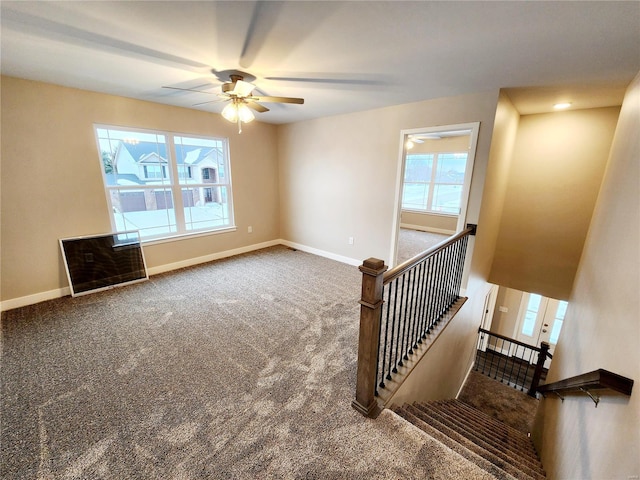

[142,226,237,246]
[401,209,458,218]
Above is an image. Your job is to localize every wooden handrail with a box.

[384,226,475,284]
[478,327,542,352]
[537,369,634,407]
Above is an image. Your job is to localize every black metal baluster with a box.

[397,273,408,366]
[406,269,416,356]
[402,271,412,361]
[506,341,518,387]
[416,261,427,342]
[513,344,526,389]
[446,242,456,308]
[495,339,504,380]
[431,250,442,326]
[439,247,449,316]
[378,284,392,390]
[523,348,535,391]
[411,265,422,350]
[391,279,401,374]
[425,256,436,333]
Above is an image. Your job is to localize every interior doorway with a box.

[391,122,480,266]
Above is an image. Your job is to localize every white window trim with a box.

[401,151,468,215]
[94,124,235,242]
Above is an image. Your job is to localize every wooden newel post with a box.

[352,257,388,418]
[528,341,550,397]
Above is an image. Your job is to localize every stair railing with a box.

[536,369,634,407]
[352,226,475,417]
[474,328,552,397]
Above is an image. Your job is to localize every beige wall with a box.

[489,106,620,300]
[277,91,499,265]
[1,76,280,304]
[533,73,640,480]
[489,286,524,338]
[400,211,457,233]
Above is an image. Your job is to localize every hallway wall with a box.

[532,72,640,480]
[489,106,620,300]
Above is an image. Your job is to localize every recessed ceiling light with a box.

[553,102,572,110]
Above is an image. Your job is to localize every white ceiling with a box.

[2,1,639,124]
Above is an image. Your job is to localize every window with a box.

[549,300,568,345]
[522,293,542,336]
[143,165,167,179]
[402,152,467,214]
[95,126,234,240]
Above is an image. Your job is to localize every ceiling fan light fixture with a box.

[237,103,255,123]
[221,99,255,133]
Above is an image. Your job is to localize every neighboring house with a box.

[105,140,226,213]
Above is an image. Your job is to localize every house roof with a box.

[104,173,145,187]
[120,141,223,165]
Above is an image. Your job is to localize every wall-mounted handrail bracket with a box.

[537,369,633,408]
[580,387,600,407]
[553,391,565,403]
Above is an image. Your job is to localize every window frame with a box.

[402,151,468,215]
[94,124,236,242]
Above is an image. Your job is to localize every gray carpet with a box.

[458,371,540,434]
[2,245,495,479]
[397,229,449,264]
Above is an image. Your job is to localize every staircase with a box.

[393,399,545,480]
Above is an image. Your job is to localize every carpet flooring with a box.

[458,371,540,434]
[397,229,449,264]
[1,245,495,479]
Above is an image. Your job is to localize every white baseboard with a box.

[145,239,281,276]
[400,223,455,235]
[279,240,361,266]
[0,287,72,313]
[1,239,361,312]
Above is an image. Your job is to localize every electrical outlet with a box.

[348,236,354,245]
[248,226,253,233]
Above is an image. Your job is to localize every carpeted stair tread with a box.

[400,403,542,480]
[397,402,545,480]
[392,406,520,480]
[448,399,535,440]
[416,401,540,464]
[411,402,545,478]
[430,400,539,457]
[413,401,544,475]
[439,400,540,450]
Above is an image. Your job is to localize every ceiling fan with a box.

[163,71,304,133]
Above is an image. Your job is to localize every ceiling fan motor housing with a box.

[222,74,245,94]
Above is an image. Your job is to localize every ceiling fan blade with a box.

[252,95,304,104]
[162,86,217,95]
[192,98,228,107]
[265,74,387,86]
[230,80,256,97]
[239,2,282,69]
[246,101,269,113]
